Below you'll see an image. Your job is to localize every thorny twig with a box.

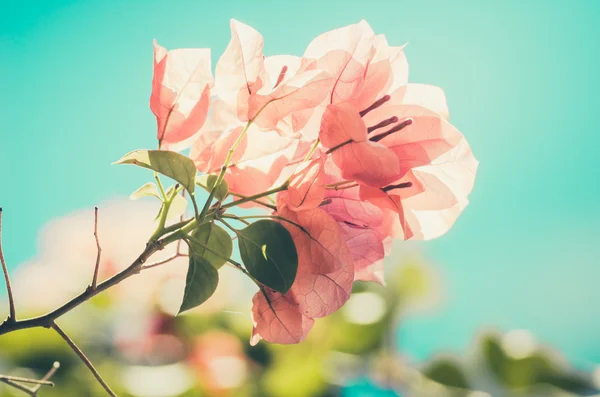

[91,207,102,290]
[0,208,16,322]
[0,361,60,396]
[51,321,117,397]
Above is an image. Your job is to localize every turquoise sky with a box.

[1,0,599,370]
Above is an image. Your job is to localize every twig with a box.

[31,362,60,394]
[141,253,186,270]
[0,362,59,396]
[0,375,53,386]
[0,208,16,321]
[91,207,102,290]
[0,378,35,395]
[0,239,165,336]
[51,321,117,397]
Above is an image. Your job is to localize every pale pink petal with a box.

[365,105,462,175]
[150,40,213,150]
[287,259,353,318]
[278,154,326,212]
[250,290,314,345]
[360,138,478,240]
[319,102,367,147]
[248,70,333,130]
[304,20,375,104]
[323,186,385,230]
[404,199,470,240]
[372,35,408,93]
[278,207,353,275]
[337,222,385,277]
[381,84,449,119]
[215,19,265,105]
[331,141,401,187]
[224,128,307,199]
[260,55,302,91]
[190,125,247,173]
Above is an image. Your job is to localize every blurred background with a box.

[1,0,599,395]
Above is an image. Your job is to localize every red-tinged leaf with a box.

[278,154,326,212]
[215,19,265,105]
[250,290,314,345]
[151,40,213,151]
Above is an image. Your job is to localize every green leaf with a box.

[179,255,218,314]
[237,220,297,293]
[423,358,470,390]
[190,223,233,269]
[130,182,161,200]
[114,150,196,194]
[196,174,229,201]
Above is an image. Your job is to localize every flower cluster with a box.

[150,19,477,344]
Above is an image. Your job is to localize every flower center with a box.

[360,96,413,143]
[369,118,413,142]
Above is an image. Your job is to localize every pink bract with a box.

[151,40,213,151]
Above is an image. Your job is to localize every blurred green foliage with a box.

[0,257,597,397]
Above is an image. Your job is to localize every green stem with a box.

[303,138,321,162]
[148,185,181,242]
[222,182,288,210]
[197,122,253,223]
[154,172,167,201]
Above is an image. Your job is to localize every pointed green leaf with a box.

[237,220,298,293]
[130,182,161,200]
[196,174,229,201]
[179,255,218,314]
[115,150,196,194]
[190,223,233,269]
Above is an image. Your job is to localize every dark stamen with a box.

[369,118,413,143]
[359,95,391,117]
[273,65,288,89]
[367,116,398,133]
[319,198,332,207]
[382,182,413,192]
[325,138,353,154]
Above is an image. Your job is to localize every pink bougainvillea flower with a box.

[250,289,314,345]
[304,21,478,241]
[337,222,387,284]
[359,136,478,240]
[191,119,312,200]
[249,206,355,344]
[213,19,333,132]
[151,40,213,151]
[277,153,326,212]
[189,19,334,201]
